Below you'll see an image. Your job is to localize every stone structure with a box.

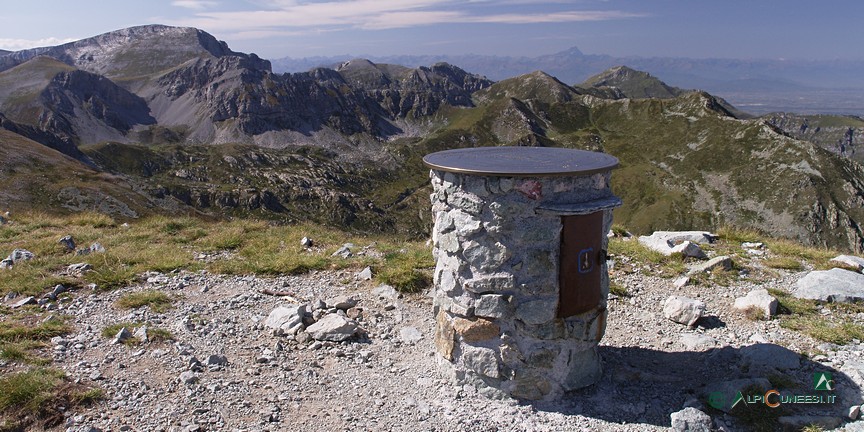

[424,147,620,400]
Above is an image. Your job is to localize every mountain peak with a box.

[581,65,684,99]
[556,46,584,57]
[0,25,270,78]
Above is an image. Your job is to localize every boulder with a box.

[830,255,864,272]
[10,296,36,308]
[300,236,313,247]
[305,314,360,342]
[324,295,357,310]
[688,256,732,275]
[357,266,373,281]
[372,284,399,300]
[663,296,705,326]
[740,343,800,371]
[670,407,712,432]
[638,231,717,256]
[58,235,76,251]
[331,244,353,258]
[399,327,423,343]
[680,333,717,351]
[112,327,132,345]
[793,268,864,302]
[670,241,707,259]
[133,326,149,343]
[8,249,34,263]
[206,354,228,366]
[733,289,778,318]
[67,263,92,273]
[0,258,12,269]
[264,304,306,335]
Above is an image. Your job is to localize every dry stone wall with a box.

[430,169,618,400]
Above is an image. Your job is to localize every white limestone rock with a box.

[663,296,705,326]
[733,289,778,318]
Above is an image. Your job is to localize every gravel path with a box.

[42,250,864,431]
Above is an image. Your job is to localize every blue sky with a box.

[1,1,862,61]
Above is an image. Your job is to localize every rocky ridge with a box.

[1,26,864,252]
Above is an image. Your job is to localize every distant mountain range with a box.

[272,48,864,117]
[0,25,862,252]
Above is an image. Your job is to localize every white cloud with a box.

[0,37,78,51]
[172,0,219,10]
[167,0,643,33]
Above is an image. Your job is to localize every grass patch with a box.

[741,305,765,321]
[768,289,819,315]
[609,281,630,297]
[765,239,839,266]
[116,290,176,313]
[716,226,763,244]
[0,368,64,417]
[608,238,686,277]
[781,316,864,345]
[375,245,434,293]
[0,316,70,343]
[0,341,50,366]
[763,257,804,271]
[0,368,102,430]
[688,263,740,287]
[771,289,812,318]
[769,288,864,344]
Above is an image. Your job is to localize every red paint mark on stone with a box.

[516,180,542,200]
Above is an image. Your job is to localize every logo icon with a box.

[814,372,834,391]
[707,392,726,410]
[730,391,747,409]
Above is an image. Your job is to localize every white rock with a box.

[670,407,712,432]
[733,289,778,318]
[663,296,705,326]
[133,326,149,343]
[638,231,717,255]
[10,296,36,308]
[264,305,306,335]
[794,268,864,302]
[740,343,800,371]
[742,242,764,249]
[849,405,861,420]
[399,327,423,343]
[112,327,132,345]
[8,249,34,263]
[688,256,732,275]
[372,284,399,300]
[831,255,864,272]
[673,276,690,288]
[680,333,716,351]
[670,241,707,259]
[325,295,357,310]
[357,267,373,281]
[300,237,313,247]
[305,314,359,342]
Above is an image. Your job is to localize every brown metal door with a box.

[558,211,604,318]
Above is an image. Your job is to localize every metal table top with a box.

[422,146,619,177]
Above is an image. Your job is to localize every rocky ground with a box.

[10,238,864,432]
